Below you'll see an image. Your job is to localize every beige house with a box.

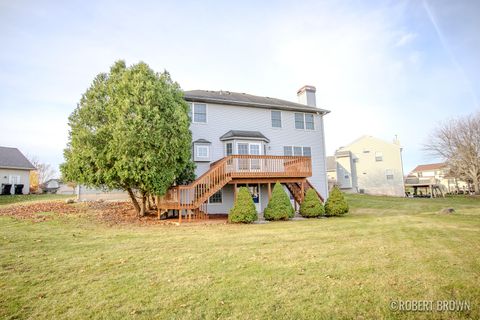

[409,163,469,194]
[328,136,405,197]
[0,146,36,195]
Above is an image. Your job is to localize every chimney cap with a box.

[297,85,316,95]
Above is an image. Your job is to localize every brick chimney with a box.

[297,85,316,107]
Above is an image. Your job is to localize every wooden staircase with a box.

[285,179,324,205]
[157,155,315,221]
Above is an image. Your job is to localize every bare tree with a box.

[29,156,56,185]
[425,112,480,195]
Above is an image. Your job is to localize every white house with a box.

[0,146,36,195]
[327,136,405,197]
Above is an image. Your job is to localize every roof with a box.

[0,146,36,170]
[219,130,270,142]
[412,163,446,172]
[326,156,336,171]
[193,139,211,144]
[184,90,330,114]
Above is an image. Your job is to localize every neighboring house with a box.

[42,179,76,195]
[79,85,330,220]
[327,136,405,197]
[0,146,36,195]
[408,163,469,194]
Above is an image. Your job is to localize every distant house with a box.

[42,179,76,195]
[409,163,469,194]
[327,136,405,197]
[0,146,36,195]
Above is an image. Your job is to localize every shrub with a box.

[228,187,258,223]
[325,186,349,216]
[300,188,325,217]
[264,182,294,221]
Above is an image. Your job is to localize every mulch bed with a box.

[0,200,227,226]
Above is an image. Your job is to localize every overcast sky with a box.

[1,0,479,176]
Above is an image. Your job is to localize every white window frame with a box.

[225,142,233,156]
[386,169,394,180]
[190,103,207,124]
[294,113,315,130]
[195,145,209,158]
[271,110,282,128]
[375,151,383,162]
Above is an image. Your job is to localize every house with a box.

[0,146,36,195]
[42,179,76,195]
[407,163,469,194]
[327,136,405,197]
[157,85,330,220]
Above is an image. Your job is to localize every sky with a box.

[0,0,479,177]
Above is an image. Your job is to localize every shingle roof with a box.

[326,156,336,171]
[193,139,211,144]
[412,163,446,172]
[184,90,330,114]
[0,146,36,170]
[219,130,270,142]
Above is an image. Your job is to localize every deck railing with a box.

[158,155,312,210]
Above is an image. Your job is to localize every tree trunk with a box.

[126,187,141,215]
[474,180,480,195]
[139,192,147,217]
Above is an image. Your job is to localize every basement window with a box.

[209,190,223,204]
[386,169,394,180]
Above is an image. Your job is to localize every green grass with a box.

[0,194,73,206]
[1,194,479,319]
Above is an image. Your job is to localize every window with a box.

[386,169,394,180]
[305,114,314,130]
[294,113,315,130]
[293,146,303,156]
[303,147,311,157]
[226,143,233,156]
[193,103,207,123]
[294,113,305,129]
[284,146,311,156]
[284,146,293,156]
[375,151,383,162]
[271,110,282,128]
[196,145,209,158]
[209,190,223,204]
[363,149,370,153]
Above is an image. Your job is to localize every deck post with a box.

[179,209,182,224]
[301,181,305,202]
[188,209,192,222]
[268,183,272,200]
[234,183,237,200]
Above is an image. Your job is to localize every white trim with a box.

[294,112,316,131]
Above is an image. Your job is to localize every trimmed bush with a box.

[300,188,325,217]
[228,187,258,223]
[325,186,349,216]
[264,182,294,221]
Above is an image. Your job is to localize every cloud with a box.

[395,32,417,47]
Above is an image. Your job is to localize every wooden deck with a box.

[156,155,318,220]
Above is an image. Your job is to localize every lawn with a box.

[1,194,479,319]
[0,194,73,206]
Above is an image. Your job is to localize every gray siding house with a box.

[180,85,329,216]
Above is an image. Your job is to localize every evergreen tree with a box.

[264,182,294,221]
[61,60,192,216]
[324,186,349,216]
[300,188,325,217]
[229,187,258,223]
